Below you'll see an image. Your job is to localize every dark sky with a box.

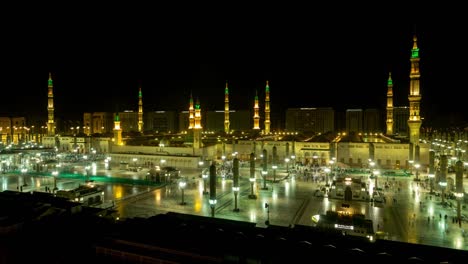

[1,7,466,126]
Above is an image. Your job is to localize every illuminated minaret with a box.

[264,80,271,134]
[224,81,230,133]
[193,98,202,149]
[113,113,122,145]
[47,72,55,136]
[407,34,422,146]
[253,91,260,130]
[188,93,195,129]
[194,98,202,129]
[385,72,394,135]
[138,87,143,133]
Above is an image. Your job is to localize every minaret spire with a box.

[224,81,230,133]
[386,72,394,135]
[193,98,202,149]
[407,33,422,146]
[47,72,55,136]
[253,90,260,130]
[138,86,143,133]
[264,80,271,134]
[113,113,122,145]
[188,92,195,129]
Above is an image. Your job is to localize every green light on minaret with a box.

[195,99,200,109]
[411,48,419,58]
[139,89,142,97]
[265,80,269,92]
[411,35,419,58]
[225,82,229,94]
[48,73,53,86]
[115,113,120,121]
[387,74,393,85]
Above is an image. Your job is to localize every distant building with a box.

[145,111,178,133]
[118,111,138,132]
[285,108,334,133]
[0,116,27,144]
[393,106,409,136]
[346,109,363,133]
[83,112,114,135]
[363,108,381,133]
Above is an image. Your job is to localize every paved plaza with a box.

[2,164,468,251]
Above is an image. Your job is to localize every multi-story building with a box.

[145,111,178,133]
[363,108,381,133]
[83,112,114,135]
[346,109,363,133]
[285,108,334,134]
[393,106,409,136]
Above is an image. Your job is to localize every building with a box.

[144,110,178,133]
[285,108,334,134]
[363,108,381,133]
[346,109,363,133]
[393,106,409,136]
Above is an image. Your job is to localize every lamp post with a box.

[233,157,240,212]
[329,159,335,180]
[248,153,257,199]
[285,158,290,174]
[179,178,187,205]
[209,162,217,217]
[324,167,331,186]
[272,165,277,183]
[373,169,380,190]
[52,170,58,192]
[202,170,209,195]
[261,149,268,190]
[312,154,318,176]
[291,154,296,171]
[409,160,414,174]
[414,163,420,181]
[261,170,268,190]
[454,160,464,227]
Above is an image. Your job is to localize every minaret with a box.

[138,87,143,133]
[407,34,422,146]
[224,81,230,133]
[253,91,260,130]
[193,98,202,149]
[113,113,122,145]
[264,80,271,134]
[386,72,394,135]
[188,93,195,129]
[47,72,55,136]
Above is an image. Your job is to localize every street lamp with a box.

[265,202,270,226]
[324,167,331,185]
[261,170,268,190]
[52,170,59,192]
[202,170,209,195]
[233,157,240,212]
[373,169,380,189]
[248,153,257,199]
[272,165,277,183]
[179,178,187,205]
[209,162,217,217]
[414,163,420,181]
[428,173,435,194]
[409,160,414,174]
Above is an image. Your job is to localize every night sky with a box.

[1,7,466,127]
